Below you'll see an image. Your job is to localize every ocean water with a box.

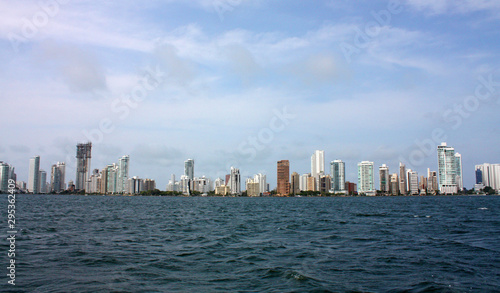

[2,195,500,292]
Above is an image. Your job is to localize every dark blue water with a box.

[2,195,500,292]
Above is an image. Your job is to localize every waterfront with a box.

[2,195,500,292]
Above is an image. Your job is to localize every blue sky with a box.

[1,0,499,189]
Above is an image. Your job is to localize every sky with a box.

[1,0,499,190]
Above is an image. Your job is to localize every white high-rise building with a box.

[475,163,500,191]
[117,155,129,193]
[230,167,241,195]
[214,178,224,188]
[407,169,419,195]
[28,156,40,194]
[437,142,459,194]
[253,173,267,194]
[358,161,375,195]
[330,160,346,193]
[311,150,325,178]
[299,174,310,191]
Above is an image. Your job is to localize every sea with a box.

[1,195,499,292]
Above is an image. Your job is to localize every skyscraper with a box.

[76,142,92,190]
[291,172,300,195]
[117,155,130,193]
[230,167,241,195]
[475,163,500,192]
[277,160,290,196]
[39,170,47,193]
[50,162,66,193]
[390,173,399,196]
[330,160,346,193]
[407,169,419,195]
[185,159,194,180]
[455,152,463,191]
[311,150,325,178]
[399,162,407,195]
[358,161,375,195]
[254,173,267,195]
[437,142,459,194]
[28,156,40,194]
[379,164,390,193]
[427,168,438,194]
[0,162,15,192]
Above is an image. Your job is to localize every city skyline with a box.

[4,141,500,195]
[1,1,500,189]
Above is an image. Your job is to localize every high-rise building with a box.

[185,159,194,180]
[117,155,129,193]
[291,172,300,195]
[50,162,66,193]
[330,160,346,193]
[246,178,260,197]
[28,156,40,194]
[299,174,310,191]
[254,173,267,195]
[455,153,463,191]
[390,173,399,196]
[379,164,390,193]
[437,142,459,194]
[277,160,290,196]
[399,162,407,195]
[407,169,419,195]
[307,176,316,191]
[311,150,325,188]
[427,168,438,194]
[230,167,241,195]
[419,175,427,194]
[475,163,500,192]
[39,170,47,193]
[0,162,15,192]
[319,175,331,193]
[76,142,92,190]
[358,161,375,195]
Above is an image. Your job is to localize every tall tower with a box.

[230,167,241,195]
[358,161,375,195]
[291,172,300,195]
[76,142,92,191]
[28,156,40,194]
[455,152,463,191]
[117,155,130,193]
[311,150,325,178]
[399,162,407,195]
[437,142,458,194]
[277,160,290,196]
[330,160,346,193]
[184,159,194,180]
[379,164,390,193]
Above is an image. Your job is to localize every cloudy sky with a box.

[1,0,499,189]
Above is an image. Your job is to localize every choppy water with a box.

[2,195,500,292]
